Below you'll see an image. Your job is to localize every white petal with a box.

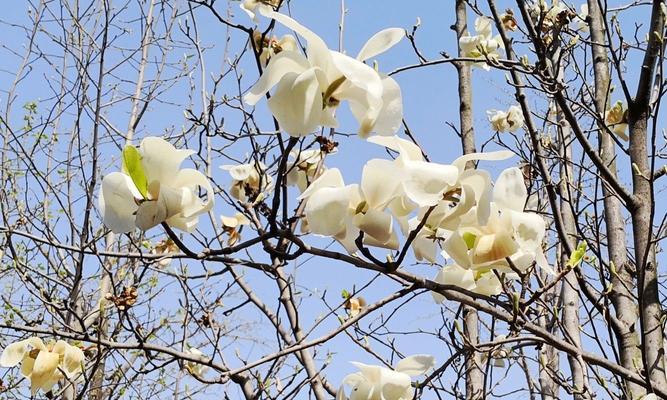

[357,28,405,61]
[304,186,351,236]
[435,264,476,296]
[452,150,514,173]
[361,159,401,209]
[171,168,215,218]
[474,272,503,296]
[394,354,435,376]
[0,338,44,367]
[298,168,345,200]
[475,16,494,38]
[493,167,527,212]
[443,232,472,269]
[511,210,544,250]
[401,160,459,207]
[135,200,168,231]
[472,231,519,265]
[365,75,403,136]
[244,51,311,105]
[353,209,394,244]
[240,0,259,22]
[30,350,61,395]
[258,7,333,72]
[379,368,412,399]
[367,135,423,162]
[99,172,141,234]
[139,137,194,187]
[268,68,330,137]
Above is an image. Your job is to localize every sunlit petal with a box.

[356,28,405,62]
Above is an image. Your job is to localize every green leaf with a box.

[122,145,148,199]
[462,232,477,250]
[341,289,350,299]
[567,242,587,268]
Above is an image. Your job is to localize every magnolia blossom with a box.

[253,31,298,66]
[221,212,251,246]
[239,0,279,22]
[443,167,551,275]
[344,296,366,317]
[0,337,84,394]
[500,11,518,31]
[222,161,273,203]
[488,105,524,133]
[604,100,629,141]
[368,136,514,261]
[151,238,179,267]
[459,16,504,70]
[286,149,327,192]
[337,355,435,400]
[184,347,209,377]
[98,137,214,233]
[530,0,571,31]
[243,6,405,137]
[298,167,400,253]
[432,263,504,297]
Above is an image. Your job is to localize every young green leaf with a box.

[122,145,149,199]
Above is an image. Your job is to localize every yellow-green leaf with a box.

[122,145,148,199]
[567,242,587,268]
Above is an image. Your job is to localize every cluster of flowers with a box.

[3,4,570,398]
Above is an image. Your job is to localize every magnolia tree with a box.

[0,0,665,399]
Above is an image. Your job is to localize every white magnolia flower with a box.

[151,238,179,267]
[221,212,251,246]
[604,100,629,141]
[530,1,570,30]
[98,137,214,233]
[444,167,552,274]
[459,16,504,70]
[254,32,298,66]
[222,161,273,203]
[344,296,366,317]
[184,347,209,377]
[337,355,435,400]
[1,337,84,395]
[432,264,504,298]
[244,6,405,137]
[286,149,327,192]
[298,167,400,253]
[488,105,524,133]
[239,0,278,22]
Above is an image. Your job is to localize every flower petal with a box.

[171,168,215,218]
[394,354,435,376]
[493,167,527,212]
[258,7,333,72]
[360,159,401,209]
[356,28,405,61]
[432,264,476,303]
[268,68,329,136]
[401,160,459,207]
[304,186,351,236]
[244,50,311,106]
[367,135,423,162]
[30,350,61,395]
[1,339,32,367]
[298,168,345,200]
[99,172,141,234]
[353,209,394,244]
[452,150,514,174]
[140,137,194,187]
[443,232,472,269]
